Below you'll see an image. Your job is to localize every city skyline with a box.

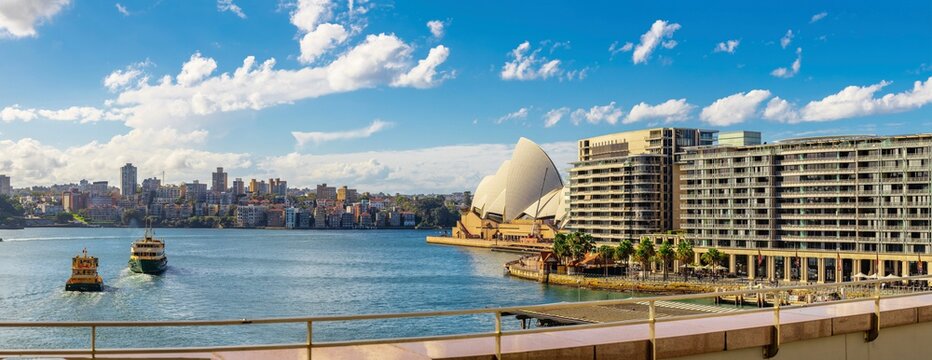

[1,1,931,193]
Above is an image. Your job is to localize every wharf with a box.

[426,236,551,253]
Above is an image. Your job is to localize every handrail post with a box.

[764,291,780,358]
[494,311,502,360]
[90,325,96,359]
[307,320,314,360]
[866,281,880,342]
[649,300,656,360]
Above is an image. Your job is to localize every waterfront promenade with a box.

[3,277,931,359]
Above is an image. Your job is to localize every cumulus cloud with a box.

[496,107,529,124]
[217,0,246,19]
[391,45,452,88]
[810,12,827,23]
[115,3,129,16]
[1,105,38,122]
[624,99,694,124]
[500,41,564,81]
[771,47,802,78]
[176,52,218,87]
[103,60,151,92]
[714,40,739,54]
[543,107,569,128]
[700,90,772,126]
[0,0,69,38]
[292,119,392,146]
[0,105,125,124]
[632,20,681,64]
[780,29,794,49]
[427,19,445,39]
[763,76,932,123]
[571,102,623,125]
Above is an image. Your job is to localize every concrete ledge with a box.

[725,325,773,350]
[656,332,725,359]
[919,305,932,322]
[833,314,872,335]
[780,319,832,343]
[595,340,649,360]
[880,308,917,328]
[503,346,594,360]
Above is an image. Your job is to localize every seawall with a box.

[506,264,742,294]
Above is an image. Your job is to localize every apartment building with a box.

[569,128,716,243]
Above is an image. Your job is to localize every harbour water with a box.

[0,228,635,349]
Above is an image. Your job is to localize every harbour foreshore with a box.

[505,264,743,295]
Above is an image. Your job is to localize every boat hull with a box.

[128,257,167,274]
[65,283,102,292]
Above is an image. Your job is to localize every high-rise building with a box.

[183,181,208,203]
[0,174,11,196]
[232,178,245,197]
[269,178,287,196]
[120,163,137,197]
[248,178,258,194]
[679,133,932,281]
[337,185,357,203]
[90,181,109,196]
[141,177,162,193]
[316,183,337,202]
[211,167,228,193]
[718,131,763,147]
[568,128,716,243]
[62,190,88,212]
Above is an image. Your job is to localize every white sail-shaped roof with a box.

[470,137,565,222]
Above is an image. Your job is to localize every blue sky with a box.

[0,0,930,193]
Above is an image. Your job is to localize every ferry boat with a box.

[128,223,167,274]
[65,248,103,292]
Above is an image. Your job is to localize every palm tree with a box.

[634,238,656,278]
[552,233,571,265]
[597,245,615,276]
[657,240,675,281]
[675,240,695,281]
[701,248,726,279]
[568,232,594,263]
[614,239,634,275]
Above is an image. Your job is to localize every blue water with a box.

[0,228,634,349]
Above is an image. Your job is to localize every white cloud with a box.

[661,40,677,49]
[543,107,569,128]
[115,3,129,16]
[292,119,392,146]
[714,39,739,53]
[496,107,529,124]
[763,76,932,123]
[624,99,694,124]
[771,47,802,78]
[608,41,633,59]
[290,0,331,33]
[176,52,218,87]
[571,102,623,125]
[699,90,771,126]
[0,0,69,38]
[391,45,452,88]
[426,20,445,39]
[500,41,565,81]
[1,105,38,122]
[0,105,125,124]
[103,60,151,92]
[632,20,681,64]
[810,12,827,23]
[297,23,349,64]
[217,0,246,19]
[780,29,794,49]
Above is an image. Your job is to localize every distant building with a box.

[248,179,258,194]
[717,130,762,146]
[316,183,337,202]
[327,213,342,228]
[211,167,228,193]
[359,212,373,228]
[235,205,267,227]
[269,178,287,196]
[340,212,355,228]
[62,190,88,212]
[401,212,416,227]
[298,210,311,228]
[267,208,285,227]
[86,206,120,222]
[285,207,299,229]
[232,178,245,197]
[90,181,109,196]
[337,186,357,203]
[120,163,137,197]
[0,174,10,196]
[183,181,208,203]
[141,177,161,193]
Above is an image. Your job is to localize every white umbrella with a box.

[852,273,869,279]
[883,274,900,279]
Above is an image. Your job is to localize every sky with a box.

[0,0,930,194]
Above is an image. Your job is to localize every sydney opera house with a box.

[450,138,568,242]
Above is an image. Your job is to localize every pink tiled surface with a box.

[27,293,932,360]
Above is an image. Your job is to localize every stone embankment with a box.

[506,264,743,294]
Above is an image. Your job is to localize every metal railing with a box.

[1,275,931,359]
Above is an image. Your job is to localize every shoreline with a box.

[505,264,744,295]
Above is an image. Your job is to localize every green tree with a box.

[657,240,675,281]
[635,237,656,276]
[614,239,634,273]
[552,233,571,265]
[701,248,727,279]
[597,244,615,276]
[55,212,74,224]
[568,232,594,264]
[121,209,145,227]
[675,240,695,281]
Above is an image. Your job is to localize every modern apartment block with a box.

[120,163,137,197]
[679,134,932,279]
[569,128,716,243]
[0,174,11,196]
